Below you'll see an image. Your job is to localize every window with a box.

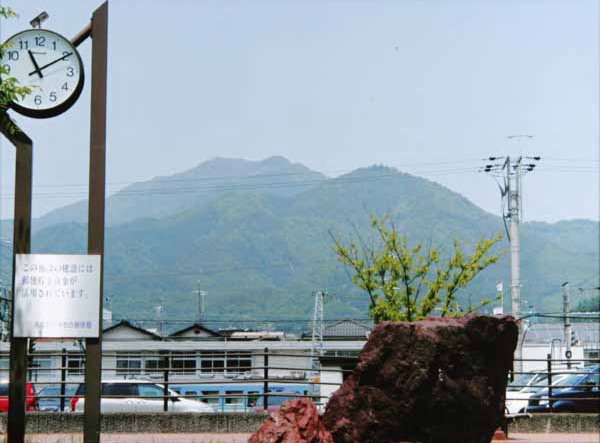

[172,352,196,375]
[116,353,142,376]
[200,352,224,374]
[184,390,198,399]
[225,390,244,405]
[102,383,137,397]
[200,390,219,406]
[247,391,260,408]
[226,352,252,375]
[0,358,9,379]
[31,354,53,380]
[67,354,84,375]
[138,384,164,398]
[200,351,251,375]
[144,357,161,375]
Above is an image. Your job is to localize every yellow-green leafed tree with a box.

[0,6,31,109]
[332,215,503,323]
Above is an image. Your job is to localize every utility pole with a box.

[562,282,572,368]
[192,282,207,323]
[310,290,327,373]
[482,150,540,374]
[154,303,165,336]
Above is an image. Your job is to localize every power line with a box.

[0,166,485,201]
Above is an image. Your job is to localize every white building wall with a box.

[521,345,585,372]
[266,351,310,377]
[320,365,343,405]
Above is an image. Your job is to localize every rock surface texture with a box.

[322,315,518,443]
[248,397,334,443]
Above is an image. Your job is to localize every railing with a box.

[0,350,597,414]
[0,347,357,413]
[505,355,600,414]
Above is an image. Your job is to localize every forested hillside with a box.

[2,157,597,333]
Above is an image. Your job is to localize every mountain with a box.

[8,159,600,332]
[34,156,327,231]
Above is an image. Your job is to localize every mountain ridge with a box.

[19,158,598,330]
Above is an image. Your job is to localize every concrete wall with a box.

[508,414,600,434]
[2,412,597,434]
[0,413,267,433]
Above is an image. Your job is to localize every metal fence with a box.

[0,349,598,414]
[505,355,599,414]
[0,348,355,413]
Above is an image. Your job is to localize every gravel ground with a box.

[14,432,600,443]
[11,434,251,443]
[507,434,600,443]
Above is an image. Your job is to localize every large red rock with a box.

[248,397,334,443]
[322,315,518,443]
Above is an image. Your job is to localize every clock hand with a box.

[28,51,73,76]
[27,50,44,79]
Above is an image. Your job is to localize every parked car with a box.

[37,385,77,412]
[526,365,600,413]
[70,379,215,413]
[0,381,37,412]
[505,370,578,414]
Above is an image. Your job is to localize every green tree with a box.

[0,7,31,109]
[332,215,503,323]
[575,293,599,312]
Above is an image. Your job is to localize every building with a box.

[520,321,600,371]
[0,320,367,385]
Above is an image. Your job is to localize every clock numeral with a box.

[1,64,10,75]
[66,67,74,77]
[35,36,46,47]
[61,82,69,91]
[8,51,19,61]
[52,41,57,50]
[63,51,71,58]
[34,95,42,105]
[18,40,29,50]
[49,92,57,102]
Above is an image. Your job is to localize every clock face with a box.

[1,29,84,118]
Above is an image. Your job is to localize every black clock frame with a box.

[2,29,85,119]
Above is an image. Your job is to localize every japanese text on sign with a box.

[14,254,101,338]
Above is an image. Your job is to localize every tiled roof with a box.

[323,319,373,338]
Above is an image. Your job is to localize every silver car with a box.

[70,379,215,413]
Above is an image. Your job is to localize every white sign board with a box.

[14,254,101,338]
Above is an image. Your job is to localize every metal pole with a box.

[508,157,523,373]
[60,348,67,412]
[546,353,553,413]
[263,347,269,411]
[1,112,33,443]
[562,282,572,368]
[162,355,169,412]
[83,3,108,443]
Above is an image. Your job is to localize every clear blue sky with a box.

[1,0,598,223]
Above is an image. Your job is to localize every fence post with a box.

[546,353,553,413]
[163,355,169,412]
[263,347,269,411]
[60,348,67,412]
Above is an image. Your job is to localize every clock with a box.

[1,29,84,118]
